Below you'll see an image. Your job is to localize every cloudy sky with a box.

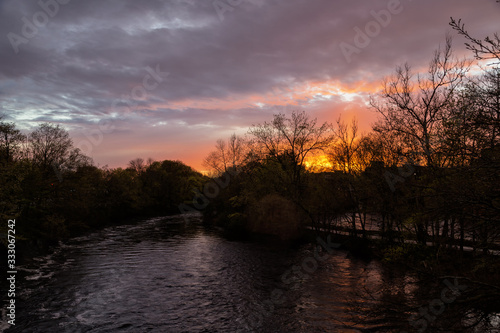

[0,0,498,171]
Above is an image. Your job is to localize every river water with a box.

[2,215,498,332]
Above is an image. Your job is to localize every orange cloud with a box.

[152,78,382,113]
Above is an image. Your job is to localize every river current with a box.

[2,214,497,332]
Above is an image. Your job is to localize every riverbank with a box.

[310,230,500,330]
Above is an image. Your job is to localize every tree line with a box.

[0,19,498,262]
[197,24,500,330]
[0,121,205,251]
[201,28,500,255]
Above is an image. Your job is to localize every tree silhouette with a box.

[450,17,500,64]
[371,37,469,167]
[0,119,25,164]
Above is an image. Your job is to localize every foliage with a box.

[381,243,435,264]
[0,121,205,252]
[200,36,500,254]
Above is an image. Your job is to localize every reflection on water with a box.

[2,215,497,332]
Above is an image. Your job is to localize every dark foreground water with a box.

[2,215,499,332]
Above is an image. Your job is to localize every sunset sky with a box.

[0,0,498,171]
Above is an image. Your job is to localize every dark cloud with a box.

[0,0,498,169]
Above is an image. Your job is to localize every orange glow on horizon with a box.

[304,154,333,172]
[100,78,382,173]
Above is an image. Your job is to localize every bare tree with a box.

[472,68,500,149]
[441,68,500,165]
[329,116,363,174]
[249,111,335,189]
[358,131,402,168]
[129,158,145,173]
[227,133,246,170]
[203,133,247,175]
[29,123,90,171]
[371,37,470,167]
[450,17,500,64]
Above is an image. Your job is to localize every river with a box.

[2,215,498,332]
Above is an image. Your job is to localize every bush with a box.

[247,194,304,240]
[382,243,434,264]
